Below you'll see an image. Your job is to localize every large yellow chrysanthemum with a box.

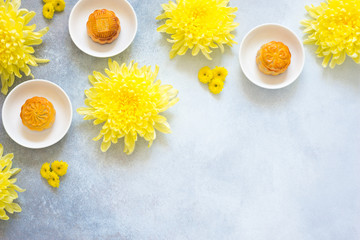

[156,0,239,60]
[0,144,25,220]
[301,0,360,68]
[77,59,179,155]
[0,0,49,95]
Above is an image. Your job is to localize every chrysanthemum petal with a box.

[101,141,111,152]
[124,134,136,155]
[23,11,35,25]
[353,54,360,63]
[34,58,50,63]
[154,122,171,134]
[0,209,9,220]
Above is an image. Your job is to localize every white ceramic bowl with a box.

[2,80,73,149]
[68,0,137,58]
[239,23,305,89]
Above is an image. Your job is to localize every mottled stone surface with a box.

[0,0,360,239]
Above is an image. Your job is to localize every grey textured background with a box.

[1,0,360,239]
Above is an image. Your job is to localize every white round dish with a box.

[68,0,137,58]
[2,80,73,149]
[239,23,305,89]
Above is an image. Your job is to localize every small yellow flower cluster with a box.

[40,160,68,188]
[198,66,228,94]
[42,0,65,19]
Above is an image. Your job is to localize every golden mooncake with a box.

[256,41,291,76]
[86,9,121,44]
[20,96,56,131]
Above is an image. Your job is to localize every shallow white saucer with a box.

[2,80,73,149]
[239,23,305,89]
[68,0,137,58]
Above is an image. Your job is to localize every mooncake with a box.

[256,41,291,76]
[20,96,56,131]
[86,9,121,44]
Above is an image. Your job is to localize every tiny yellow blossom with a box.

[47,172,60,188]
[209,78,224,94]
[40,162,51,179]
[156,0,239,60]
[0,144,25,220]
[51,160,68,176]
[301,0,360,68]
[53,0,65,12]
[198,66,213,84]
[77,59,179,155]
[43,3,55,19]
[212,67,228,81]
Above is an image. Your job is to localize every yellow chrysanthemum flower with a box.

[212,67,228,81]
[42,2,54,19]
[51,160,68,176]
[47,171,59,188]
[301,0,360,68]
[77,59,179,155]
[156,0,239,60]
[53,0,65,12]
[40,162,51,179]
[209,78,224,94]
[0,144,25,220]
[198,66,213,84]
[0,0,49,95]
